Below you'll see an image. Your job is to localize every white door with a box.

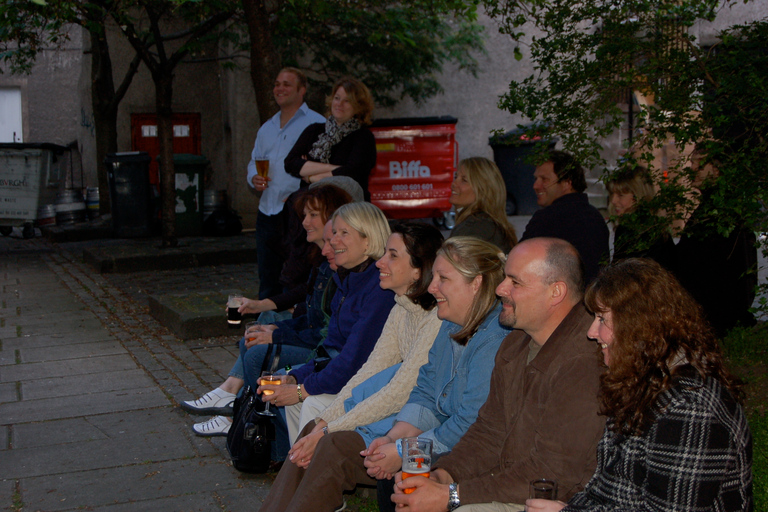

[0,88,23,142]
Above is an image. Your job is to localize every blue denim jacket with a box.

[393,303,508,455]
[271,260,334,349]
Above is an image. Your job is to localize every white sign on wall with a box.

[0,88,23,143]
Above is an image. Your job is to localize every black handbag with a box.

[226,342,281,473]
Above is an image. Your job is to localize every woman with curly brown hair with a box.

[527,258,753,512]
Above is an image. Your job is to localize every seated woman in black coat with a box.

[285,76,376,201]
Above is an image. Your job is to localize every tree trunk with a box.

[242,0,281,122]
[154,68,177,247]
[89,27,118,215]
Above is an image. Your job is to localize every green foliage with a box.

[751,410,768,512]
[272,0,485,107]
[720,324,767,508]
[0,0,75,74]
[485,0,768,249]
[722,323,768,368]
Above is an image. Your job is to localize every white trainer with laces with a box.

[192,416,232,437]
[180,388,236,416]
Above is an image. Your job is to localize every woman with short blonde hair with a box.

[331,201,390,260]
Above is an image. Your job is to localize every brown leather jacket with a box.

[438,304,605,505]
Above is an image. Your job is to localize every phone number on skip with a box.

[391,183,433,191]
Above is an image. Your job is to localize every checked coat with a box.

[564,368,753,512]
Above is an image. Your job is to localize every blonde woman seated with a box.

[286,221,445,466]
[258,237,509,512]
[254,202,394,449]
[449,157,517,253]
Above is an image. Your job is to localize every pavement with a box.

[0,230,274,512]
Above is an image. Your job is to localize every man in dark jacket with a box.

[520,151,609,283]
[390,238,605,511]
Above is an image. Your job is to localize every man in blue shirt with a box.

[248,68,325,299]
[247,68,325,299]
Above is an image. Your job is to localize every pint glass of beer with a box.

[227,294,244,327]
[401,437,432,494]
[255,158,270,178]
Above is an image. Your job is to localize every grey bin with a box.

[489,127,556,216]
[105,152,154,238]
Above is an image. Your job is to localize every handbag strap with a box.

[259,340,282,375]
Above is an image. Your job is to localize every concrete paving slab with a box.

[19,458,258,512]
[2,330,114,350]
[22,368,154,400]
[0,353,139,383]
[0,381,17,402]
[193,346,241,375]
[91,493,222,512]
[10,318,105,337]
[13,417,108,449]
[20,340,126,364]
[0,273,61,286]
[0,349,18,366]
[81,236,258,274]
[0,386,169,424]
[217,482,273,509]
[5,410,200,479]
[0,425,7,450]
[4,309,96,325]
[0,479,14,506]
[13,408,207,452]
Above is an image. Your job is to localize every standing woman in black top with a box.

[285,77,376,201]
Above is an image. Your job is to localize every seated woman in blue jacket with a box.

[257,237,510,512]
[255,202,395,447]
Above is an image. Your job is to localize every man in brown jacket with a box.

[391,237,605,511]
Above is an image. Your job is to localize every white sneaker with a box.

[180,388,236,416]
[192,416,232,437]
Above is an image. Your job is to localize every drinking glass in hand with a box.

[257,371,280,417]
[227,294,244,327]
[244,321,259,345]
[255,158,270,178]
[529,479,558,500]
[401,437,432,494]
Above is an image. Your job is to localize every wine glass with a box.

[257,371,280,417]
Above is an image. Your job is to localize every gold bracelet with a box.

[297,384,304,402]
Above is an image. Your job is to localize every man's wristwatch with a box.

[447,482,460,511]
